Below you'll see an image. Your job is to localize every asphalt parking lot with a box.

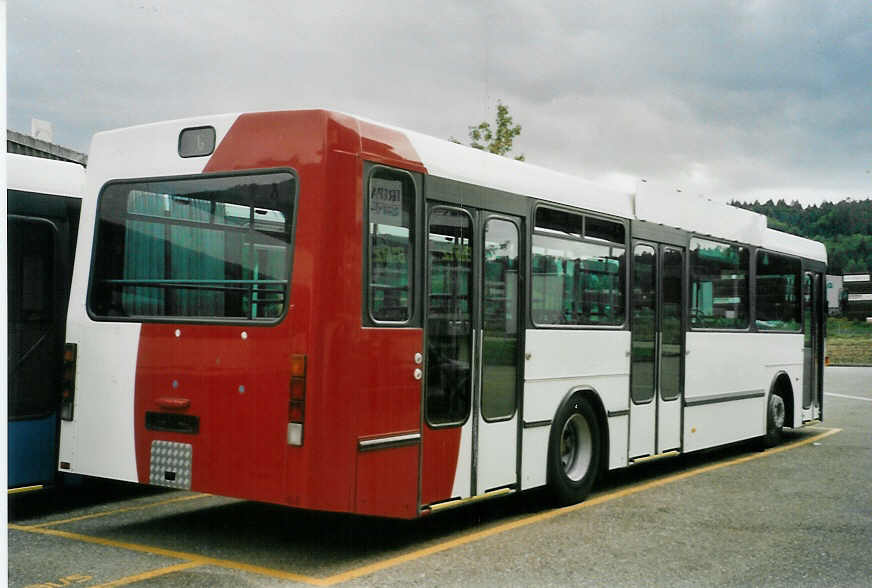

[9,367,872,587]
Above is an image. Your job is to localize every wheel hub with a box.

[560,413,593,482]
[772,395,785,428]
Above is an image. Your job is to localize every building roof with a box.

[7,129,88,165]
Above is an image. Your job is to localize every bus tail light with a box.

[287,354,306,446]
[61,343,77,421]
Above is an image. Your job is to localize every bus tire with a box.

[761,392,785,448]
[547,395,601,506]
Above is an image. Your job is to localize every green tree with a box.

[460,101,525,161]
[731,197,872,274]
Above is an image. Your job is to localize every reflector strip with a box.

[357,432,421,452]
[424,487,514,513]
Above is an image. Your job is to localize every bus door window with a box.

[803,272,824,410]
[814,272,824,409]
[426,207,473,426]
[802,272,813,409]
[660,247,683,401]
[630,244,656,404]
[8,217,59,419]
[481,218,520,421]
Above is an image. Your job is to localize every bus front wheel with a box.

[547,396,601,506]
[761,393,785,448]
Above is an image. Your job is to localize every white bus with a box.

[58,110,825,517]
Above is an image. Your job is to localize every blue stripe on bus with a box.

[8,413,58,489]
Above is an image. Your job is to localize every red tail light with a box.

[288,378,305,421]
[288,354,306,445]
[61,343,77,421]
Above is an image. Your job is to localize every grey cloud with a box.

[8,0,871,203]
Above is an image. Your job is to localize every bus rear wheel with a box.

[547,396,601,506]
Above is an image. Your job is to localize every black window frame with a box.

[480,214,522,423]
[754,249,802,333]
[629,242,658,405]
[7,215,62,420]
[688,235,750,332]
[362,164,422,327]
[424,204,475,428]
[530,203,628,329]
[86,167,298,326]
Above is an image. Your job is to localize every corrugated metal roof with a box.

[7,129,87,165]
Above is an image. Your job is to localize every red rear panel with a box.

[134,323,292,503]
[134,111,436,518]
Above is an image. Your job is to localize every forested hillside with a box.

[731,199,872,274]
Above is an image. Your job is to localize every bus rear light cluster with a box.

[61,343,77,421]
[287,354,306,446]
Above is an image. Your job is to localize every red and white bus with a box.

[60,110,826,518]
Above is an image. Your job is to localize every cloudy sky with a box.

[8,1,871,204]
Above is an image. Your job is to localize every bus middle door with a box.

[420,205,522,508]
[629,242,685,459]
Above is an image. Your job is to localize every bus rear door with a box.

[803,271,824,418]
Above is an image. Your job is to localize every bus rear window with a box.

[89,171,295,322]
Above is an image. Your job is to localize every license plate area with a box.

[149,440,193,489]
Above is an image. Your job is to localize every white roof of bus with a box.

[634,182,767,245]
[633,182,825,262]
[760,227,827,262]
[375,116,825,262]
[7,152,85,198]
[85,109,826,263]
[398,126,636,220]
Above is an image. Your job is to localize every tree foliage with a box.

[461,101,525,161]
[731,198,872,274]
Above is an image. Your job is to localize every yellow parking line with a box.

[91,561,203,587]
[8,428,841,587]
[320,427,842,585]
[8,524,328,586]
[26,493,212,529]
[8,484,45,495]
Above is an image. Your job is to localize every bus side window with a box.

[689,237,749,329]
[367,169,415,323]
[755,251,801,331]
[530,207,625,327]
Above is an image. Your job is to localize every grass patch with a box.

[827,317,872,365]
